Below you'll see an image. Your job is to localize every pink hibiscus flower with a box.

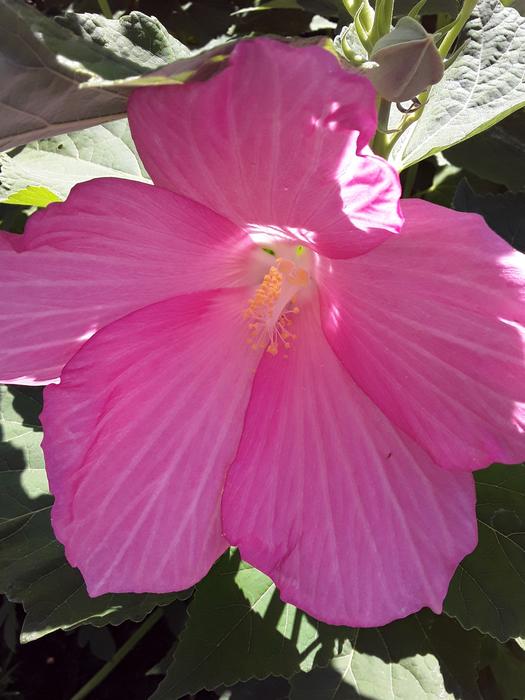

[2,38,525,627]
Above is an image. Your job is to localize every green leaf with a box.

[445,463,525,642]
[0,119,151,203]
[446,110,525,191]
[154,463,525,697]
[57,11,189,70]
[453,178,525,252]
[150,551,335,700]
[232,0,302,14]
[289,613,483,700]
[217,677,290,699]
[417,159,463,207]
[0,2,189,151]
[390,0,525,169]
[0,385,186,643]
[3,186,61,207]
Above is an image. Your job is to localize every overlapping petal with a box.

[0,178,251,384]
[319,199,525,471]
[42,288,261,595]
[222,300,476,626]
[129,38,402,259]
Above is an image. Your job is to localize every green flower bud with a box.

[365,16,444,102]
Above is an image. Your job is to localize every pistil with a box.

[244,257,309,356]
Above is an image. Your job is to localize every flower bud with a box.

[365,17,444,102]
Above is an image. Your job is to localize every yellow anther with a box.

[244,256,309,357]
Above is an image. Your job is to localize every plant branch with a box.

[70,608,164,700]
[438,0,477,58]
[97,0,113,19]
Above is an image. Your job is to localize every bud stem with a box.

[438,0,477,58]
[342,0,374,33]
[372,99,392,158]
[369,0,394,46]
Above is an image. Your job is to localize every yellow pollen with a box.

[244,257,308,356]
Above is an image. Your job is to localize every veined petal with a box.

[319,198,525,470]
[129,38,402,260]
[41,288,260,595]
[0,178,251,384]
[222,300,476,627]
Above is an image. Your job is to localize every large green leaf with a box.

[0,386,184,643]
[151,551,336,700]
[155,546,485,700]
[0,119,150,204]
[445,463,525,642]
[0,2,188,152]
[390,0,525,169]
[289,613,483,700]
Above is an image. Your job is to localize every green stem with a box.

[70,608,164,700]
[369,0,394,46]
[97,0,113,19]
[438,0,477,58]
[386,90,428,159]
[402,162,419,198]
[372,99,392,158]
[342,0,374,32]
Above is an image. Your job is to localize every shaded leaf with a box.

[0,598,19,653]
[0,119,150,203]
[76,625,116,662]
[0,202,29,234]
[446,110,525,191]
[150,551,336,700]
[390,0,525,169]
[453,178,525,252]
[418,159,463,207]
[218,677,290,699]
[0,0,128,152]
[445,463,525,642]
[57,11,189,69]
[0,2,189,151]
[481,637,525,700]
[0,385,186,643]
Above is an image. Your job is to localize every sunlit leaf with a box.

[289,613,483,700]
[390,0,525,169]
[0,119,150,204]
[3,186,61,208]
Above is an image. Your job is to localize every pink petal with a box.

[319,198,525,471]
[42,288,260,595]
[1,178,250,384]
[129,38,402,259]
[222,300,476,627]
